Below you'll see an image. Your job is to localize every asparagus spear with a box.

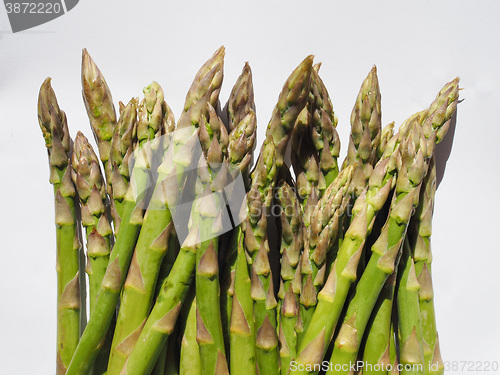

[116,48,228,375]
[227,62,256,133]
[342,65,382,196]
[396,237,425,375]
[362,273,398,375]
[151,315,180,375]
[71,132,115,375]
[289,67,341,334]
[221,63,257,356]
[38,79,85,375]
[327,77,459,375]
[66,88,167,375]
[276,179,304,375]
[318,68,382,339]
[81,62,125,375]
[180,292,201,375]
[109,98,139,231]
[326,121,427,375]
[242,56,313,375]
[291,65,340,226]
[396,78,459,375]
[68,47,226,375]
[229,226,256,375]
[411,158,443,375]
[192,101,257,374]
[106,82,177,375]
[71,132,112,313]
[152,234,182,375]
[193,99,255,375]
[194,105,230,375]
[82,49,117,188]
[118,106,229,375]
[297,166,354,344]
[292,137,398,374]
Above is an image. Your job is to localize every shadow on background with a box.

[435,105,460,190]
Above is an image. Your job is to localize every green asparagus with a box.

[221,63,257,360]
[326,121,427,375]
[109,98,138,231]
[38,79,85,375]
[116,47,228,375]
[243,56,313,375]
[82,49,117,187]
[106,82,176,375]
[411,158,443,375]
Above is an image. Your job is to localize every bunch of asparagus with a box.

[38,47,459,375]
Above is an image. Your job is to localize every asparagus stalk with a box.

[119,106,229,374]
[82,49,117,188]
[291,64,340,226]
[71,132,112,312]
[109,98,139,231]
[288,67,341,333]
[396,237,425,375]
[297,166,354,345]
[396,77,459,375]
[195,100,256,375]
[411,158,443,375]
[399,158,441,375]
[362,273,398,375]
[223,71,258,375]
[69,48,226,375]
[81,62,128,375]
[319,68,382,335]
[116,48,228,375]
[194,106,230,375]
[221,63,257,352]
[66,88,167,375]
[327,77,459,375]
[326,121,427,375]
[152,234,182,375]
[230,227,256,375]
[277,180,304,375]
[226,67,257,185]
[106,82,177,375]
[205,114,257,375]
[242,56,313,375]
[38,79,84,374]
[180,292,201,375]
[293,139,398,374]
[152,324,180,375]
[71,132,115,375]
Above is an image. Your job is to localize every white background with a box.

[1,1,499,373]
